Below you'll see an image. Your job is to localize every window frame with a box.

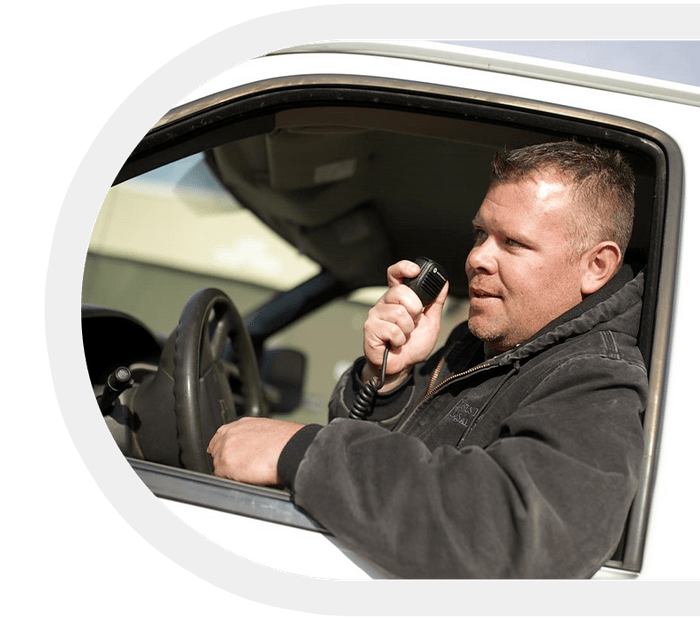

[114,74,683,575]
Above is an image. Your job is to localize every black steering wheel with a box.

[172,288,265,473]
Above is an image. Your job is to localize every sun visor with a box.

[208,134,391,288]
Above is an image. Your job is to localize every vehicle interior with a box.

[81,78,680,573]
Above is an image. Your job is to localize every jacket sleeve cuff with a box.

[277,423,324,490]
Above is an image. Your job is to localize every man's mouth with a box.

[470,287,501,299]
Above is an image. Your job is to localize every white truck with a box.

[68,40,698,598]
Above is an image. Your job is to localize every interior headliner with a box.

[205,105,654,297]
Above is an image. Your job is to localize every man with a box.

[208,141,647,579]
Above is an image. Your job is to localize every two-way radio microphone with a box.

[349,257,449,419]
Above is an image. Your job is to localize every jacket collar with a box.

[494,265,644,364]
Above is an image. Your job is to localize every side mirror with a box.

[260,347,306,414]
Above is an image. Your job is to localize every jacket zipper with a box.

[421,362,494,407]
[393,355,495,433]
[423,341,458,395]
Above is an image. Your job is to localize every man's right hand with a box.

[362,260,449,391]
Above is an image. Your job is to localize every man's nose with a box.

[467,237,497,275]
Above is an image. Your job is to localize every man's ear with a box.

[580,241,622,296]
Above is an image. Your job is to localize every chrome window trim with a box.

[129,458,326,533]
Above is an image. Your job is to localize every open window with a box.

[84,74,682,575]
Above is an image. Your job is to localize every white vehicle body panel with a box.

[162,498,384,579]
[135,43,700,580]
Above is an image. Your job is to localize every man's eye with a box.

[506,238,525,248]
[473,229,487,241]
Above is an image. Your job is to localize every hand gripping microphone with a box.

[349,257,449,419]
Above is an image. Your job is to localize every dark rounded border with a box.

[45,4,696,616]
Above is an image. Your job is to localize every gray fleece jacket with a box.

[278,266,647,578]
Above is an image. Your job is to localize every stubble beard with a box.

[467,312,511,352]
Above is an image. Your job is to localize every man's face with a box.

[466,172,588,351]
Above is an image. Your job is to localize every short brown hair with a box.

[490,141,636,257]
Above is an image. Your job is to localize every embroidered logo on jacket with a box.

[449,399,480,427]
